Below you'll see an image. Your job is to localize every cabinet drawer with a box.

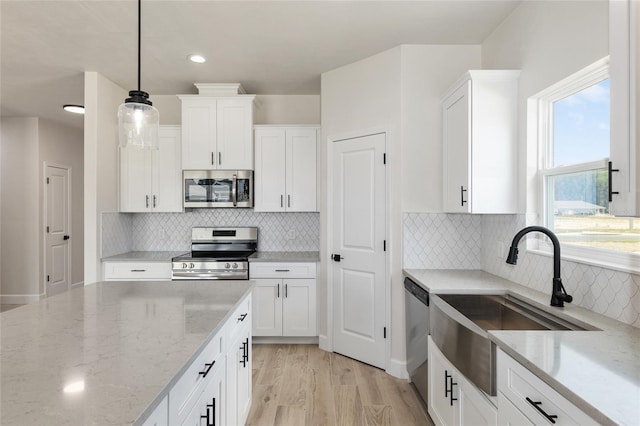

[249,262,316,279]
[169,332,224,425]
[497,350,597,425]
[227,295,251,341]
[103,261,171,281]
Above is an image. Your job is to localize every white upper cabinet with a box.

[179,96,255,170]
[254,126,318,212]
[442,70,519,214]
[119,125,182,213]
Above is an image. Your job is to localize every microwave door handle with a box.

[232,174,237,206]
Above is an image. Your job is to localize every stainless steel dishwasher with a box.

[404,276,429,405]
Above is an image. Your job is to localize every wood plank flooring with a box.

[247,344,433,426]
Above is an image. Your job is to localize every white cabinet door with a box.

[442,71,519,214]
[254,126,318,212]
[428,338,457,426]
[282,278,317,336]
[217,99,254,170]
[181,98,218,170]
[119,146,152,212]
[286,127,317,212]
[154,126,182,212]
[442,80,471,213]
[226,319,251,426]
[252,279,283,336]
[254,128,286,212]
[458,376,497,426]
[120,126,182,213]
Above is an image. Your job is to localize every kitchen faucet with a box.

[505,226,573,307]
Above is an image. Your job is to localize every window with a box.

[538,59,640,259]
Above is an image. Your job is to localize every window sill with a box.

[528,245,640,275]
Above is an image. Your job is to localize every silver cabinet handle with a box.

[285,283,288,298]
[218,152,222,166]
[153,195,157,208]
[130,269,146,272]
[211,152,214,165]
[277,283,280,298]
[275,269,290,272]
[288,195,291,208]
[280,195,284,208]
[145,195,149,208]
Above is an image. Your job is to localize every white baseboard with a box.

[318,334,331,351]
[0,293,43,305]
[72,281,84,288]
[386,357,409,379]
[253,336,319,345]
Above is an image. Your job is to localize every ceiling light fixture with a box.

[63,104,85,114]
[188,54,206,64]
[117,0,159,150]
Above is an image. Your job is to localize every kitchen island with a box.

[0,280,253,425]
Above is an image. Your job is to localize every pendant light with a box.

[118,0,159,150]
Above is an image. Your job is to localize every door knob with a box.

[331,254,343,262]
[63,235,70,240]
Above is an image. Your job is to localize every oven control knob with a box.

[232,263,238,269]
[182,263,188,269]
[190,263,195,269]
[225,263,231,269]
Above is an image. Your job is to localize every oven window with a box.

[184,178,233,203]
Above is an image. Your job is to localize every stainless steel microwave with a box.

[183,170,253,208]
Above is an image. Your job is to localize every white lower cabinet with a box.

[497,349,597,425]
[250,263,317,337]
[162,294,251,426]
[428,336,497,426]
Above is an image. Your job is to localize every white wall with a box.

[481,0,609,213]
[152,93,321,126]
[39,119,84,286]
[84,72,126,285]
[0,118,41,301]
[321,44,482,376]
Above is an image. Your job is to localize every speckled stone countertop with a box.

[249,251,320,262]
[0,280,253,426]
[101,251,187,262]
[404,269,640,426]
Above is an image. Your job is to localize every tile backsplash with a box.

[102,210,320,255]
[403,212,640,328]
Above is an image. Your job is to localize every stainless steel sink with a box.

[430,293,597,396]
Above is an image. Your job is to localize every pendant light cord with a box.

[137,0,141,92]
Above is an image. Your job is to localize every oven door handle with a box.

[172,271,247,280]
[232,174,237,207]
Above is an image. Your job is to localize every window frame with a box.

[533,57,640,273]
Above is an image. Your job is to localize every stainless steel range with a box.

[172,227,257,280]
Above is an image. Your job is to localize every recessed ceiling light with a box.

[63,105,85,114]
[188,54,206,64]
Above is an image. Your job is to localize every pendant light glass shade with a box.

[118,0,159,150]
[118,91,159,149]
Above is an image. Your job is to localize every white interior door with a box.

[331,132,386,369]
[46,165,70,296]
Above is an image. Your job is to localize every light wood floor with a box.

[247,344,433,426]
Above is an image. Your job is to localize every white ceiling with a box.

[1,0,521,128]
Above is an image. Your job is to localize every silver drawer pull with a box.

[275,269,290,272]
[130,269,146,272]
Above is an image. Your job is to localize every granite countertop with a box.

[249,251,320,262]
[0,280,253,426]
[404,269,640,426]
[101,251,187,262]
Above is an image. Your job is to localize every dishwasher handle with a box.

[404,277,429,306]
